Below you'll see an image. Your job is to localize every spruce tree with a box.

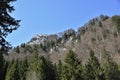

[102,50,120,80]
[18,58,28,80]
[5,60,16,80]
[85,50,104,80]
[112,15,120,33]
[0,51,5,79]
[0,1,20,79]
[36,56,56,80]
[30,52,56,80]
[62,50,82,80]
[0,0,20,51]
[56,60,62,80]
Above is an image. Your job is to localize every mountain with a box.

[28,34,48,45]
[5,15,120,63]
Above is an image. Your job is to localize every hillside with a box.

[5,15,120,63]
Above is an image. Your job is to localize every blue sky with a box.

[7,0,120,46]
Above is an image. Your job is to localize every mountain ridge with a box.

[5,14,120,64]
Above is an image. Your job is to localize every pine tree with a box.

[0,51,5,79]
[36,56,56,80]
[102,50,120,80]
[56,60,62,80]
[0,1,20,79]
[0,0,20,51]
[5,60,16,80]
[30,52,56,80]
[112,15,120,33]
[14,46,20,53]
[62,50,82,80]
[18,58,28,80]
[5,58,28,80]
[85,50,104,80]
[3,61,9,80]
[63,33,68,41]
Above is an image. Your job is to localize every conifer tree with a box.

[56,60,62,80]
[0,0,20,79]
[0,51,5,79]
[62,50,82,80]
[3,61,9,80]
[30,52,56,80]
[5,60,16,80]
[0,0,20,52]
[102,50,120,80]
[112,15,120,33]
[85,50,104,80]
[16,58,28,80]
[36,56,56,80]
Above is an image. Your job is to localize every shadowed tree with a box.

[62,50,83,80]
[55,60,62,80]
[30,52,56,80]
[0,0,20,52]
[102,50,120,80]
[112,15,120,34]
[5,60,16,80]
[84,50,105,80]
[0,0,20,80]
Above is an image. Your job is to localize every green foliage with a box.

[89,19,96,25]
[88,15,109,26]
[0,1,20,79]
[112,15,120,33]
[68,29,76,38]
[14,46,20,53]
[49,40,55,48]
[77,27,86,40]
[5,60,28,80]
[62,29,76,41]
[56,60,62,80]
[64,50,78,66]
[0,0,20,51]
[98,21,103,27]
[0,52,4,77]
[17,58,28,80]
[100,15,109,21]
[24,45,33,53]
[5,60,16,80]
[0,51,7,80]
[56,37,62,43]
[62,50,82,80]
[102,50,120,80]
[63,33,68,41]
[20,43,26,48]
[39,40,55,52]
[84,50,104,80]
[2,49,120,80]
[40,43,48,52]
[5,58,28,80]
[30,52,56,80]
[78,27,86,36]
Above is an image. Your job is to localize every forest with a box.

[0,0,120,80]
[0,49,120,80]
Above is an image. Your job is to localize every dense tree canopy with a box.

[0,0,20,80]
[0,49,120,80]
[112,15,120,33]
[0,0,20,52]
[0,1,120,80]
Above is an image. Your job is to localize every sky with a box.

[7,0,120,47]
